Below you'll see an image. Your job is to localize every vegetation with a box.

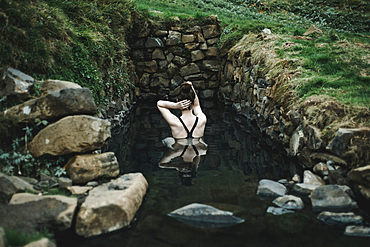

[4,228,52,247]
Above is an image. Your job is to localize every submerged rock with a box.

[344,226,370,237]
[266,206,294,216]
[273,195,304,210]
[317,211,363,226]
[257,179,287,199]
[168,203,244,228]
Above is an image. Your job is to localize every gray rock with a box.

[292,174,301,183]
[76,173,148,237]
[66,186,93,195]
[289,126,305,156]
[303,170,325,185]
[58,177,72,188]
[2,88,97,123]
[0,68,34,100]
[311,185,358,212]
[0,193,77,234]
[40,79,81,95]
[24,238,56,247]
[273,195,304,210]
[317,211,363,226]
[292,183,320,195]
[28,115,111,158]
[86,181,99,187]
[166,31,181,46]
[145,37,164,48]
[0,173,37,203]
[266,206,294,215]
[313,162,328,176]
[15,176,38,185]
[257,179,287,199]
[65,152,119,184]
[344,226,370,237]
[168,203,244,228]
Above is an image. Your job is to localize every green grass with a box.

[4,228,52,247]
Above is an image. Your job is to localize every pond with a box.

[57,103,368,247]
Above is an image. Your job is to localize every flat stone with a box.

[0,68,34,100]
[24,238,56,247]
[257,179,287,199]
[344,226,370,237]
[273,195,304,210]
[267,206,294,215]
[185,43,199,50]
[40,80,81,95]
[317,211,363,226]
[0,173,37,203]
[310,153,347,166]
[206,47,218,56]
[182,34,195,43]
[76,173,148,237]
[311,185,358,212]
[58,177,72,188]
[66,186,93,195]
[292,183,320,195]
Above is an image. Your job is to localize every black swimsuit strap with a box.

[179,144,199,157]
[177,116,199,138]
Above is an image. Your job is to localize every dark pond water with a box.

[57,103,368,247]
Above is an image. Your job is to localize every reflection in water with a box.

[159,137,208,186]
[56,103,369,247]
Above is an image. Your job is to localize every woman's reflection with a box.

[159,137,207,186]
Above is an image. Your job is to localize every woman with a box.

[157,81,207,140]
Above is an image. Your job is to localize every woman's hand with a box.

[177,99,192,110]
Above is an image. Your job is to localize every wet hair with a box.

[177,82,195,110]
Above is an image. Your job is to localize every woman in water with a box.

[157,81,207,186]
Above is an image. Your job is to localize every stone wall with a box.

[132,24,222,102]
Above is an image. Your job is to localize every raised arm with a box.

[157,99,191,125]
[185,81,204,117]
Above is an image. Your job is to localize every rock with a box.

[289,127,305,156]
[191,50,205,61]
[154,30,168,36]
[76,173,148,237]
[28,115,111,158]
[303,25,323,36]
[170,76,183,90]
[200,43,208,50]
[206,47,218,57]
[262,28,271,35]
[348,165,370,187]
[15,176,38,185]
[327,128,370,157]
[199,89,215,99]
[317,212,362,226]
[65,152,119,184]
[66,186,93,195]
[310,152,347,166]
[145,37,164,48]
[257,179,287,199]
[168,203,244,228]
[201,25,221,39]
[344,226,370,237]
[303,170,325,185]
[0,173,37,203]
[182,34,195,43]
[311,185,358,212]
[288,110,301,127]
[138,73,151,88]
[152,48,165,59]
[358,185,370,200]
[207,37,219,45]
[168,46,184,56]
[292,174,301,183]
[2,88,97,123]
[304,125,322,150]
[58,177,72,188]
[138,60,158,73]
[292,183,320,195]
[266,206,294,216]
[166,31,181,46]
[172,56,187,66]
[202,60,220,72]
[24,238,56,247]
[0,68,34,100]
[86,181,99,187]
[167,63,179,78]
[313,162,328,176]
[0,193,77,234]
[192,80,206,89]
[327,164,350,186]
[180,63,200,77]
[40,79,81,95]
[185,43,200,50]
[273,195,304,210]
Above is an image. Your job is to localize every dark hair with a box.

[177,82,195,110]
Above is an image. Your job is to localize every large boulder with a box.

[75,173,148,237]
[0,173,37,203]
[0,68,34,100]
[65,152,119,184]
[0,193,77,234]
[40,79,81,95]
[311,185,358,212]
[28,115,111,157]
[2,88,96,123]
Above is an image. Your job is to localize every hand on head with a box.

[178,99,192,110]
